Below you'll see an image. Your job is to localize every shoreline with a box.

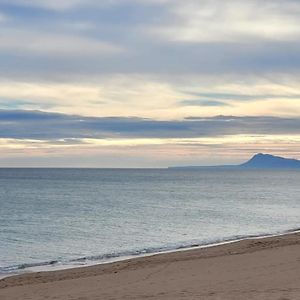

[1,226,300,279]
[1,231,300,299]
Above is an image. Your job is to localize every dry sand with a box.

[1,232,300,300]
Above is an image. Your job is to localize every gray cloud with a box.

[1,0,300,81]
[0,1,299,167]
[183,92,300,101]
[1,110,300,140]
[178,92,300,108]
[180,100,232,107]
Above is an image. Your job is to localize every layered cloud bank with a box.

[1,78,300,119]
[2,110,300,140]
[1,110,299,167]
[0,0,299,166]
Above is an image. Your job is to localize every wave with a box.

[0,260,59,273]
[1,227,300,278]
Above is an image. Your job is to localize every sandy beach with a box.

[1,232,300,300]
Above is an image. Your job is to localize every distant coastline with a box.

[169,153,300,169]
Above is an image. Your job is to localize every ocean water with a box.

[0,168,300,276]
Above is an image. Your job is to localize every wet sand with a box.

[1,232,300,300]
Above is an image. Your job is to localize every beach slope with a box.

[1,232,300,300]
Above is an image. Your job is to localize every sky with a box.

[0,0,300,167]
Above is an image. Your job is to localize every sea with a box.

[0,168,300,277]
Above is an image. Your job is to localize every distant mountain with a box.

[239,153,300,169]
[169,153,300,169]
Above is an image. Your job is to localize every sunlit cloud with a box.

[1,77,300,118]
[1,134,300,167]
[0,0,300,166]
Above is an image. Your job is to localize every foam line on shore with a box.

[1,227,300,280]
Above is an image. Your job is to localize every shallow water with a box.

[0,168,300,276]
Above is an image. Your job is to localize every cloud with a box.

[1,0,300,81]
[0,0,170,11]
[0,29,123,57]
[178,91,300,107]
[1,109,300,167]
[0,12,10,22]
[148,0,300,43]
[0,0,87,11]
[0,78,182,118]
[0,0,299,166]
[1,76,300,120]
[180,100,231,107]
[1,109,300,140]
[184,92,300,101]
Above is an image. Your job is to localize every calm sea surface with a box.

[0,168,300,276]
